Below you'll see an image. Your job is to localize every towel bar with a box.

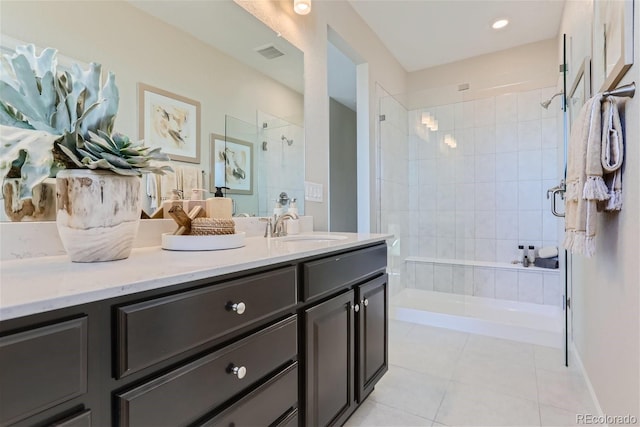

[602,82,635,98]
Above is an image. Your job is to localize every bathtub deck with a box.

[391,289,564,348]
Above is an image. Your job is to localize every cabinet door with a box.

[304,290,356,427]
[357,274,388,401]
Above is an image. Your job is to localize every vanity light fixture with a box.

[492,19,509,30]
[294,0,311,15]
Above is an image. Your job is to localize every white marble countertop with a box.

[0,232,391,321]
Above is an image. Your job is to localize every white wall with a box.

[560,0,640,417]
[1,1,303,209]
[407,39,560,107]
[236,0,407,231]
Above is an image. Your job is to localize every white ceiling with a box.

[348,0,566,72]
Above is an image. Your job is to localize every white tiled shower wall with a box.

[378,87,565,305]
[407,87,564,264]
[257,112,305,217]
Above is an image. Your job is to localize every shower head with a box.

[541,92,564,109]
[281,135,293,146]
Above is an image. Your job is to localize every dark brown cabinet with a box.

[304,290,357,427]
[0,317,88,426]
[356,274,388,401]
[116,316,297,427]
[303,252,388,426]
[115,266,297,378]
[0,241,388,427]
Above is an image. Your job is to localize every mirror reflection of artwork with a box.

[152,104,189,148]
[568,58,592,129]
[212,135,253,195]
[592,0,634,91]
[139,83,201,163]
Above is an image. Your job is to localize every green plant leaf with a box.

[15,45,57,77]
[101,151,132,169]
[0,102,33,129]
[57,142,84,168]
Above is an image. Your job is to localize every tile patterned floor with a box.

[345,320,596,427]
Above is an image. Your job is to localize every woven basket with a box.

[190,218,236,236]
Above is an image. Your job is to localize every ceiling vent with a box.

[255,45,285,60]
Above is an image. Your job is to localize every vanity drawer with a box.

[0,317,88,426]
[275,409,299,427]
[303,244,387,301]
[116,266,297,377]
[200,362,298,427]
[116,315,297,427]
[52,409,92,427]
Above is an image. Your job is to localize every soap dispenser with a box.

[273,200,284,217]
[288,198,299,216]
[286,198,300,235]
[206,187,233,219]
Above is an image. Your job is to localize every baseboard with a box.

[570,340,605,422]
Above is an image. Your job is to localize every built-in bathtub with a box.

[405,256,562,307]
[395,257,564,347]
[391,289,564,348]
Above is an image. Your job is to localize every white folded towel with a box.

[538,246,559,259]
[599,96,624,211]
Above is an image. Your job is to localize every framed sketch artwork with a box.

[138,83,201,163]
[592,0,634,92]
[210,133,253,195]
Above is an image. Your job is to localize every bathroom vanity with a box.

[0,233,389,426]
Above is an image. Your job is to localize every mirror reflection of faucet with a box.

[263,196,300,237]
[277,192,289,207]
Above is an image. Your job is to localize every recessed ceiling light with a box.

[492,19,509,30]
[294,0,311,15]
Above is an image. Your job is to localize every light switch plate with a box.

[304,181,323,202]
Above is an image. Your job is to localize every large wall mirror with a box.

[0,0,304,221]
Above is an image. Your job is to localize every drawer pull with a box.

[351,303,360,312]
[230,365,247,379]
[363,298,369,307]
[229,302,246,315]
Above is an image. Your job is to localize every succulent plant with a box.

[0,44,171,203]
[58,131,171,175]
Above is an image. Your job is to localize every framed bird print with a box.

[138,83,201,163]
[210,133,253,195]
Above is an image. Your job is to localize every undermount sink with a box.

[279,234,348,242]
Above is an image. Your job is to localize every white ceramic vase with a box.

[56,169,141,262]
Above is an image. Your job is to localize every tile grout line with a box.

[534,348,544,427]
[432,333,471,424]
[365,399,436,425]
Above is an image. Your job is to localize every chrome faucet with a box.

[260,212,300,237]
[272,212,299,237]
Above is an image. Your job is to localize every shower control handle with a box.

[547,180,566,218]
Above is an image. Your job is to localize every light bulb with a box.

[294,0,311,15]
[492,19,509,30]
